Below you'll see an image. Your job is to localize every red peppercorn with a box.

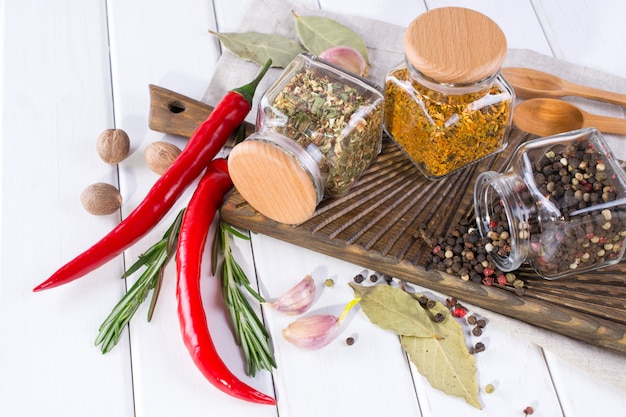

[483,267,494,277]
[489,220,497,230]
[452,307,467,318]
[482,276,494,286]
[497,274,507,286]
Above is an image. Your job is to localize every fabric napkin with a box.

[203,0,626,392]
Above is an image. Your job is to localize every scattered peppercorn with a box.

[472,326,483,337]
[346,336,355,346]
[353,273,365,283]
[369,274,378,282]
[485,383,495,394]
[452,307,467,318]
[432,312,445,323]
[476,318,487,328]
[523,406,534,416]
[418,296,429,308]
[425,217,526,292]
[324,278,335,287]
[473,342,485,353]
[467,315,478,325]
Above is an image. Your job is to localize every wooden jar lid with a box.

[404,7,507,84]
[228,139,319,225]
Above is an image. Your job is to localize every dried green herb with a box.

[269,66,383,195]
[209,30,305,67]
[293,11,370,64]
[349,283,481,409]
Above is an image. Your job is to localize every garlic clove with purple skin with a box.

[282,297,360,350]
[318,46,369,77]
[282,315,341,350]
[268,274,316,315]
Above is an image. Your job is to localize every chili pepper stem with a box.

[232,59,272,105]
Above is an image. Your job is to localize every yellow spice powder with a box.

[384,68,511,178]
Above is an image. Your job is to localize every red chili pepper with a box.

[33,60,271,292]
[176,158,275,405]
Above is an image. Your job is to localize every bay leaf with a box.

[350,282,481,409]
[293,12,370,64]
[349,283,439,338]
[402,329,481,409]
[210,31,305,67]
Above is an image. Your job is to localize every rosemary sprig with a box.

[212,221,276,376]
[95,208,185,354]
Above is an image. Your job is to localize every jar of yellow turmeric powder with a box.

[384,7,514,179]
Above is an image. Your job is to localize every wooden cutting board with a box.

[149,84,626,354]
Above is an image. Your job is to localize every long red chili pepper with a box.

[175,158,275,405]
[33,60,271,292]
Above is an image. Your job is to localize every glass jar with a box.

[384,7,514,179]
[474,128,626,279]
[228,53,384,225]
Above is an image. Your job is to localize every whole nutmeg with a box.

[80,183,122,215]
[144,141,182,175]
[97,128,130,164]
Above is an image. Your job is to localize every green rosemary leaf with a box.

[122,241,166,278]
[95,209,185,354]
[222,222,250,240]
[216,221,276,376]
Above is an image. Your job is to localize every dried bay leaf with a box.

[350,282,481,409]
[401,301,481,410]
[293,12,370,64]
[210,31,305,67]
[349,283,440,338]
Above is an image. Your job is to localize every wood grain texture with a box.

[149,84,626,354]
[404,7,507,83]
[222,129,626,354]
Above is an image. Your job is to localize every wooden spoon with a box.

[513,98,626,136]
[502,67,626,106]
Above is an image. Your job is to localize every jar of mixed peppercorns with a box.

[474,128,626,279]
[228,53,384,225]
[384,7,514,179]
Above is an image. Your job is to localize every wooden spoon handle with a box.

[583,113,626,135]
[564,81,626,107]
[148,84,255,142]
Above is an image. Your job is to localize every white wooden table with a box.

[2,1,626,416]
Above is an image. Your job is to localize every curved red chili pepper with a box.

[33,61,271,292]
[176,158,275,405]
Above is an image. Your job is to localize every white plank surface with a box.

[0,1,133,416]
[2,0,626,416]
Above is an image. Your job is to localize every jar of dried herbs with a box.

[228,53,384,225]
[474,128,626,279]
[384,7,514,179]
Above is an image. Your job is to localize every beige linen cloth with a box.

[204,0,626,391]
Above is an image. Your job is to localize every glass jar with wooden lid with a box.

[228,53,384,225]
[384,7,514,179]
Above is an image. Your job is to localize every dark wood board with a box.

[148,84,626,354]
[221,128,626,355]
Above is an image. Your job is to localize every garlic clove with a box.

[269,274,316,315]
[318,46,369,77]
[282,315,341,350]
[282,297,361,350]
